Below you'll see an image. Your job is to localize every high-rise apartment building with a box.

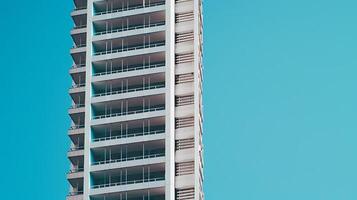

[67,0,203,199]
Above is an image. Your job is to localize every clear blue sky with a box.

[0,0,356,199]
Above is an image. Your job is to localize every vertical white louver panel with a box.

[176,188,195,200]
[175,53,194,64]
[175,31,194,43]
[175,12,194,23]
[175,95,194,106]
[175,73,194,84]
[175,117,194,129]
[175,161,194,176]
[175,138,194,150]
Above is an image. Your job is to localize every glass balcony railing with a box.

[71,64,85,69]
[94,1,165,16]
[73,6,87,11]
[68,191,83,196]
[69,146,84,152]
[93,62,164,77]
[70,83,85,89]
[92,152,165,166]
[68,168,84,174]
[93,106,165,120]
[72,44,86,49]
[92,177,165,189]
[94,42,165,56]
[69,125,85,130]
[95,21,165,36]
[73,24,87,29]
[93,129,164,142]
[70,104,85,109]
[93,83,165,97]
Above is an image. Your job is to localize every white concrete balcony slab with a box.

[91,110,165,126]
[93,3,165,21]
[92,65,165,82]
[93,24,165,42]
[67,149,84,158]
[68,105,85,115]
[91,156,165,172]
[91,132,165,148]
[71,26,87,35]
[90,179,165,196]
[92,87,165,104]
[71,8,87,17]
[69,84,85,94]
[92,44,165,62]
[66,193,83,200]
[68,126,85,137]
[67,170,84,180]
[175,104,194,118]
[69,64,86,74]
[70,46,86,55]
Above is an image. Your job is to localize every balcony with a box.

[69,125,85,132]
[94,1,165,16]
[91,164,165,191]
[94,63,164,79]
[71,6,87,17]
[71,25,87,36]
[67,191,83,198]
[69,83,85,94]
[94,42,165,56]
[94,129,164,143]
[95,83,164,98]
[70,64,86,75]
[94,106,164,120]
[71,44,86,55]
[67,168,84,180]
[95,21,165,37]
[69,104,85,115]
[89,189,165,200]
[67,146,84,158]
[94,177,164,189]
[95,152,164,166]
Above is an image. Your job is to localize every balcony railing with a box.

[92,152,165,166]
[93,83,165,97]
[93,106,165,120]
[95,21,165,36]
[94,1,165,16]
[73,25,87,29]
[93,42,165,56]
[70,83,85,89]
[73,6,87,11]
[69,146,84,152]
[70,104,85,109]
[68,168,84,174]
[92,177,165,189]
[68,191,83,196]
[93,62,165,77]
[71,64,85,69]
[69,125,85,130]
[93,129,164,142]
[72,44,86,49]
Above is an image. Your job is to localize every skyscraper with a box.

[67,0,203,199]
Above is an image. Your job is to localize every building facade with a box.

[67,0,203,199]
